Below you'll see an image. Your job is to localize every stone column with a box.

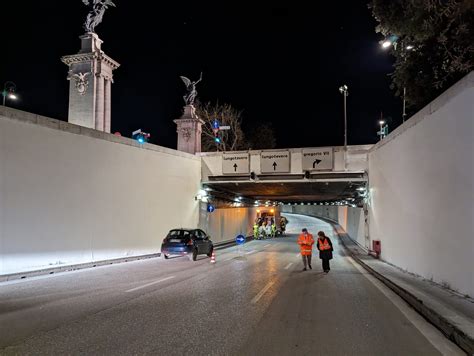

[104,78,111,133]
[174,105,205,154]
[62,33,119,132]
[95,75,105,131]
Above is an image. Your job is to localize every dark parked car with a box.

[161,229,214,261]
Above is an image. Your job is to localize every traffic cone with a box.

[210,249,216,264]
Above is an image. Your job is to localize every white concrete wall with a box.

[368,72,474,296]
[0,108,201,275]
[338,207,366,249]
[199,206,262,243]
[282,205,366,248]
[281,205,339,223]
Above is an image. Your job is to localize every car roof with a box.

[169,228,199,231]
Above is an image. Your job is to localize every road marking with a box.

[284,262,293,270]
[346,257,464,355]
[251,280,275,304]
[245,250,257,255]
[263,244,271,248]
[125,276,175,293]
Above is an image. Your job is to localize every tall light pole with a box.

[2,81,18,106]
[378,120,386,141]
[381,37,413,123]
[339,84,349,170]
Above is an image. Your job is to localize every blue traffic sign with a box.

[235,234,245,245]
[207,204,215,213]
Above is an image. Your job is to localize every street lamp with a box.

[381,36,413,122]
[378,120,386,141]
[339,84,349,170]
[2,81,17,106]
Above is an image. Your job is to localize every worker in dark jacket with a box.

[316,231,333,273]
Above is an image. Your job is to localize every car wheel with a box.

[163,254,169,259]
[207,247,213,257]
[192,248,198,261]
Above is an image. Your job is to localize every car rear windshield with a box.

[167,230,192,239]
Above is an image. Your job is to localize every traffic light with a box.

[132,129,150,144]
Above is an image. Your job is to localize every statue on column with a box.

[180,73,202,106]
[82,0,116,33]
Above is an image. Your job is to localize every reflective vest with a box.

[318,238,331,251]
[253,224,259,236]
[298,234,314,255]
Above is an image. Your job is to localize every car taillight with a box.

[187,240,193,246]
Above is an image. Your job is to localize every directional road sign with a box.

[302,148,334,171]
[235,235,245,245]
[260,150,290,173]
[222,153,250,174]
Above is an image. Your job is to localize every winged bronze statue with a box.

[82,0,116,33]
[180,73,202,106]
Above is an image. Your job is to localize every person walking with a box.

[316,231,333,273]
[297,228,314,271]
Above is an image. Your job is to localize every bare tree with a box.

[195,101,246,152]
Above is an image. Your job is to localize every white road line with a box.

[245,250,257,255]
[251,281,275,304]
[263,244,271,248]
[125,276,175,293]
[346,257,464,355]
[284,262,293,270]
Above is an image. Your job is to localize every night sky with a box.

[1,1,401,149]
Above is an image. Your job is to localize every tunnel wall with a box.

[281,205,366,247]
[367,72,474,296]
[0,107,201,275]
[199,206,263,244]
[281,205,339,222]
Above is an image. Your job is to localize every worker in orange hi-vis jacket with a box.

[297,228,314,271]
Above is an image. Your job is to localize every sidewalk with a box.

[336,227,474,355]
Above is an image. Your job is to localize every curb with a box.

[337,231,473,355]
[0,237,255,283]
[0,253,161,283]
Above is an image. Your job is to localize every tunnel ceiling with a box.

[204,181,365,204]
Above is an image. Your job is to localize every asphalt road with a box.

[0,214,463,355]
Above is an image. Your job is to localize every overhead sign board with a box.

[222,153,250,174]
[302,148,334,171]
[261,150,290,173]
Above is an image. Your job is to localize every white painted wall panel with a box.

[368,73,474,296]
[0,113,201,274]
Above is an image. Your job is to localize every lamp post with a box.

[378,120,386,141]
[339,84,349,170]
[2,81,18,106]
[381,37,413,122]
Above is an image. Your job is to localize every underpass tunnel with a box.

[196,177,369,247]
